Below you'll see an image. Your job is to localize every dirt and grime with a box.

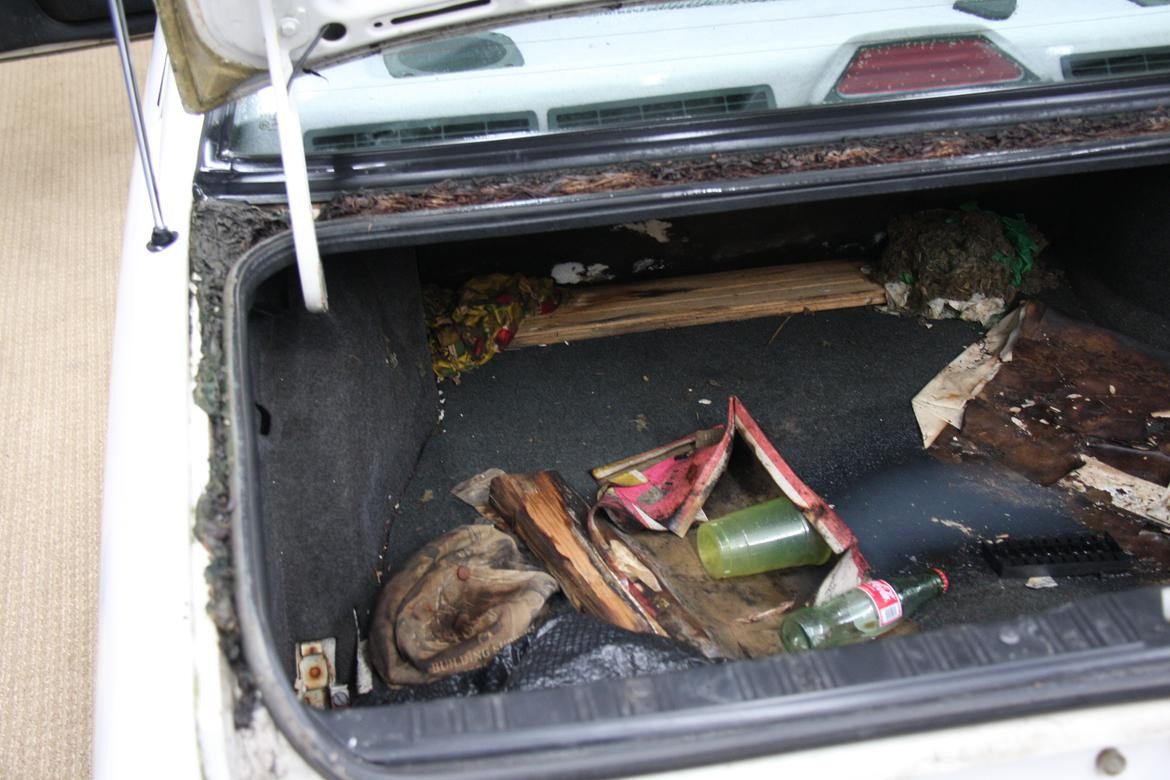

[913,301,1170,602]
[190,199,288,726]
[942,303,1170,487]
[876,206,1057,324]
[319,108,1170,220]
[187,105,1170,717]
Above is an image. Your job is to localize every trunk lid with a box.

[156,0,602,112]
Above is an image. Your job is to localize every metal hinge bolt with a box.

[279,16,300,37]
[1096,747,1127,776]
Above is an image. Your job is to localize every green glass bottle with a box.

[780,568,949,652]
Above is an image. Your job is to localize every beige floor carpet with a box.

[0,39,151,779]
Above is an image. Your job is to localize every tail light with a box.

[834,37,1027,99]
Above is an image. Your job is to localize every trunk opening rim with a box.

[220,190,1170,779]
[197,75,1170,203]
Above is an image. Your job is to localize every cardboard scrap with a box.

[911,304,1025,448]
[1061,458,1170,530]
[593,397,870,608]
[594,397,863,553]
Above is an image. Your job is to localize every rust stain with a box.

[953,304,1170,486]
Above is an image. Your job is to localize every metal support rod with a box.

[257,0,328,312]
[108,0,177,251]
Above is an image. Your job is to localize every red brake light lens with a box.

[836,37,1026,98]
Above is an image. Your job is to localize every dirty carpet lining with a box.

[385,306,1168,648]
[392,307,980,559]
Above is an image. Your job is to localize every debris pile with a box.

[424,273,559,380]
[340,263,1169,703]
[878,205,1053,326]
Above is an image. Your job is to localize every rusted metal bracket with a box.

[294,638,348,709]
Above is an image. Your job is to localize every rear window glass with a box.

[219,0,1170,157]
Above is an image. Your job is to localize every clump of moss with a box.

[877,205,1050,325]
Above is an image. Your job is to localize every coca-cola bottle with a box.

[780,568,948,651]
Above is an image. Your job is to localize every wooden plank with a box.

[489,471,662,636]
[511,260,885,347]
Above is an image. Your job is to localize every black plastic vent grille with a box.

[549,86,774,130]
[1063,47,1170,80]
[307,113,537,152]
[981,533,1131,578]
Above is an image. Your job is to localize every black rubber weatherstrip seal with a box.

[235,131,1170,245]
[198,75,1170,203]
[225,203,1170,780]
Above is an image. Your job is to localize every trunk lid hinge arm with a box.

[257,0,328,312]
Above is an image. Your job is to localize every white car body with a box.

[223,0,1170,156]
[95,2,1170,777]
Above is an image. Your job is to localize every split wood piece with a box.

[586,508,723,659]
[511,260,885,347]
[489,471,662,636]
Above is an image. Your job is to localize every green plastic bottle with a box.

[780,568,949,652]
[696,496,833,579]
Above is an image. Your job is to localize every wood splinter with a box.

[489,471,661,635]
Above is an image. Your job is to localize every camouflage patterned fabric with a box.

[424,274,560,380]
[369,525,559,685]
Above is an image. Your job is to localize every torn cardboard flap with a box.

[912,304,1025,448]
[1062,457,1170,530]
[1158,486,1170,526]
[594,396,859,551]
[450,467,507,527]
[594,440,725,533]
[594,425,728,535]
[593,397,870,610]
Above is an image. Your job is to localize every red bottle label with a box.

[858,580,903,626]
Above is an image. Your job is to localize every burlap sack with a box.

[370,525,559,684]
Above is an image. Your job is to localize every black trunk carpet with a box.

[389,307,981,575]
[388,305,1165,636]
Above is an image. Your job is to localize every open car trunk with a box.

[217,162,1170,777]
